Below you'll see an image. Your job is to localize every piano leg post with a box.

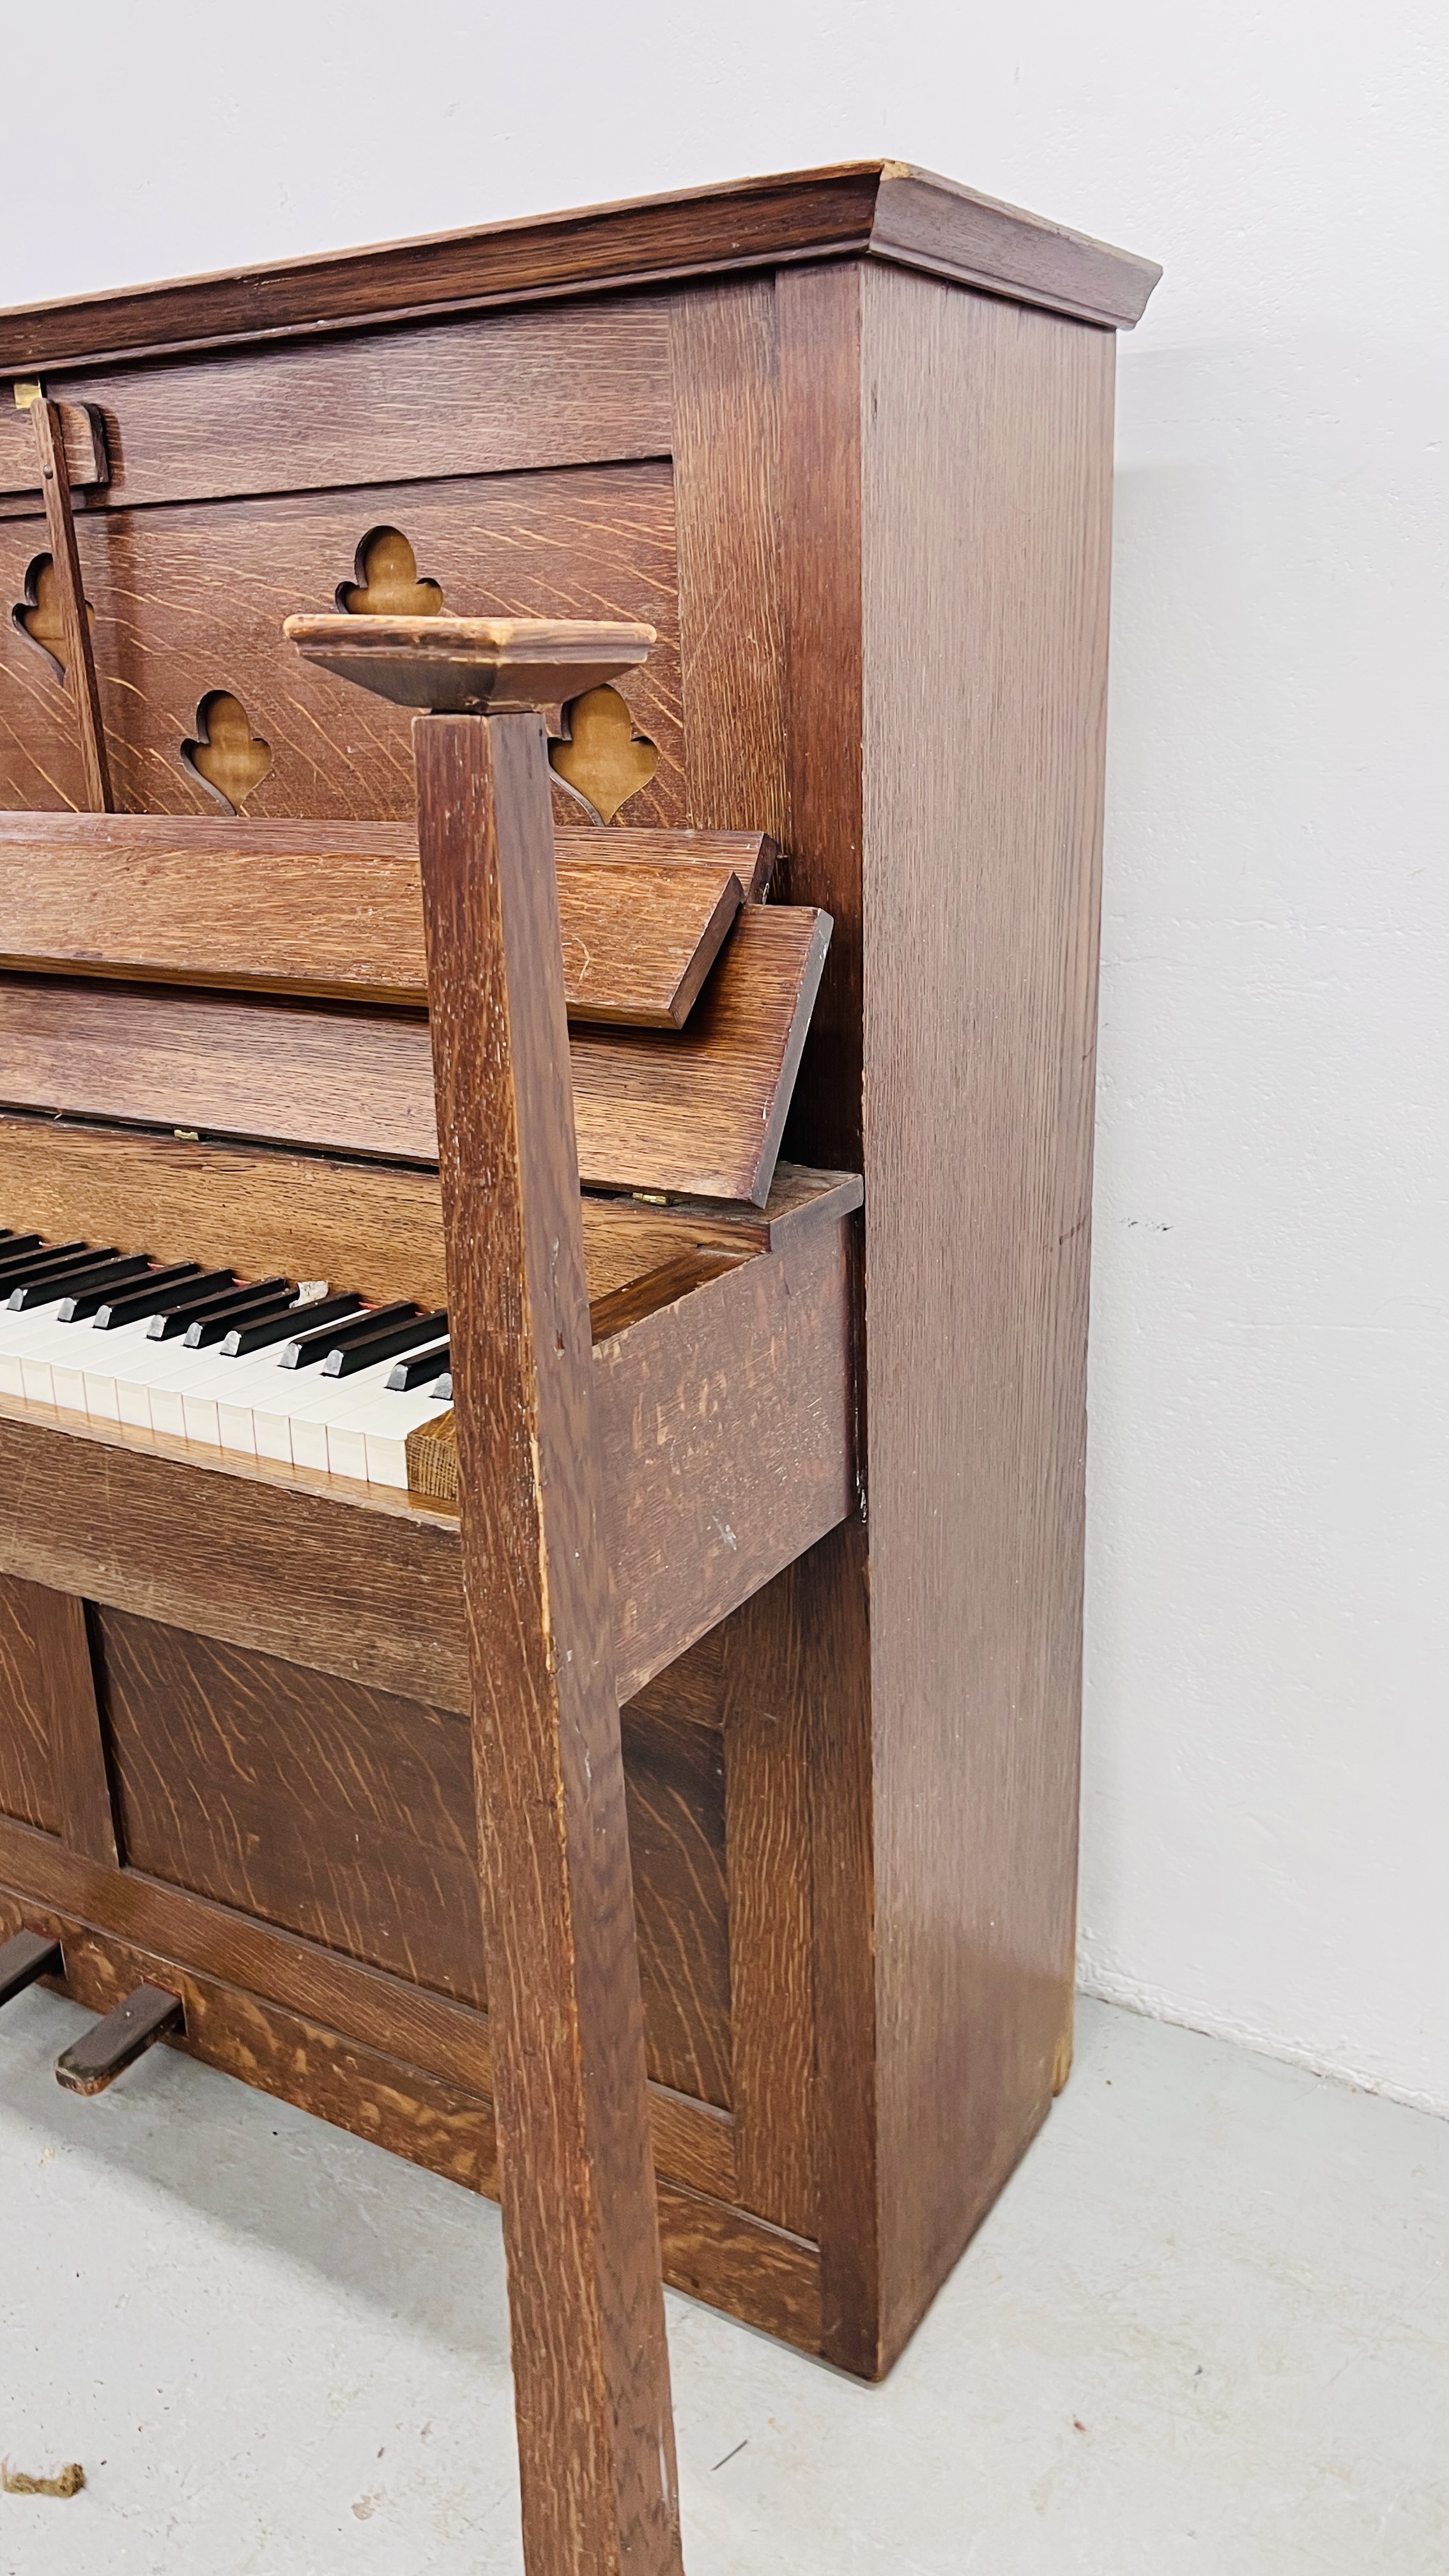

[414,706,684,2576]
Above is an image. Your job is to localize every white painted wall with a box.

[7,2,1446,2112]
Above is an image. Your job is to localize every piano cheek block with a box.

[54,1982,185,2097]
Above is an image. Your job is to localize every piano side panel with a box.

[858,268,1116,2362]
[0,459,682,827]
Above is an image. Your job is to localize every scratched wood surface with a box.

[0,462,682,823]
[0,815,743,1024]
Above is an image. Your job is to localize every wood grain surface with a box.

[95,1605,730,2107]
[0,163,1158,373]
[3,302,673,514]
[0,1572,64,1833]
[0,1873,818,2342]
[0,900,830,1203]
[24,399,111,809]
[0,461,682,824]
[0,400,106,496]
[856,269,1116,2363]
[670,279,788,841]
[415,705,680,2575]
[36,1584,119,1866]
[0,1729,733,2193]
[0,816,743,1025]
[0,1201,853,1708]
[0,1114,858,1319]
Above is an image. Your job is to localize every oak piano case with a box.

[0,158,1158,2576]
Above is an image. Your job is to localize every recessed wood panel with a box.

[622,1706,731,2109]
[98,1610,489,2005]
[93,1607,731,2100]
[0,461,682,823]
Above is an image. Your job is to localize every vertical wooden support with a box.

[413,705,682,2576]
[42,1588,120,1867]
[23,392,112,811]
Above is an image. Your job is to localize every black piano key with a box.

[91,1264,207,1328]
[323,1310,448,1379]
[218,1292,366,1358]
[57,1259,178,1323]
[183,1285,300,1349]
[10,1252,150,1312]
[429,1370,453,1402]
[0,1240,89,1287]
[386,1339,451,1392]
[4,1245,117,1302]
[0,1233,45,1268]
[148,1275,291,1342]
[279,1301,419,1370]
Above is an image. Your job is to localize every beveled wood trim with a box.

[0,164,1156,376]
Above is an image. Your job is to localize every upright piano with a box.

[0,162,1158,2573]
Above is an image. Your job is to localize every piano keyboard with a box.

[0,1226,452,1489]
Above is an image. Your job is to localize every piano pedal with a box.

[54,1983,184,2097]
[0,1928,64,2008]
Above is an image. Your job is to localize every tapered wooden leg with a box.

[415,707,682,2576]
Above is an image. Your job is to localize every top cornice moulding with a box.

[0,160,1162,376]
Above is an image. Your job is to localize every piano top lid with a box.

[0,162,1162,378]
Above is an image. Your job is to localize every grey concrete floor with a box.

[1,1989,1445,2573]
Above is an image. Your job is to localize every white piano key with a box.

[79,1317,169,1421]
[359,1390,452,1489]
[286,1358,403,1473]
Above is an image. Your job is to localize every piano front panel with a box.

[1,1574,733,2111]
[1,461,682,825]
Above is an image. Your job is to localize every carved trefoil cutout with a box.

[339,526,445,617]
[549,686,658,825]
[181,691,273,813]
[11,553,94,682]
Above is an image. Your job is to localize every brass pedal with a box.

[54,1983,184,2096]
[0,1929,63,2008]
